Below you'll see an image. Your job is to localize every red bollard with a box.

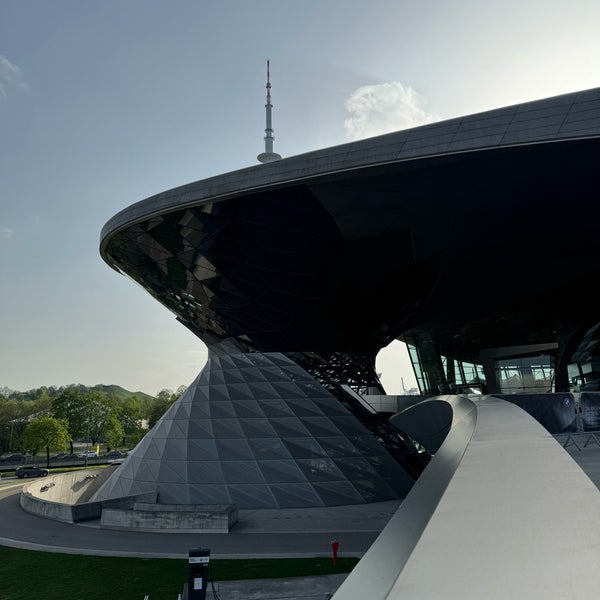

[331,539,339,566]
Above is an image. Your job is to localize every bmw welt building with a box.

[94,87,600,509]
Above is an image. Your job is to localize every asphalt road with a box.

[0,482,400,559]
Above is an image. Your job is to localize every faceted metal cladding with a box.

[91,353,413,508]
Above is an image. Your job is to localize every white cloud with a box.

[0,226,15,240]
[344,82,438,141]
[0,55,28,97]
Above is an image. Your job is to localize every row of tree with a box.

[0,384,187,464]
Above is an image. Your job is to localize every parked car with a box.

[78,451,97,458]
[16,466,49,479]
[105,451,126,459]
[51,453,78,460]
[1,453,27,463]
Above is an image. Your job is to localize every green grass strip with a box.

[0,546,358,600]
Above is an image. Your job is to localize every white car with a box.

[79,451,98,458]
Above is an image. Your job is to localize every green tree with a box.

[148,389,178,429]
[118,396,145,448]
[0,398,44,454]
[74,391,119,450]
[51,387,88,451]
[22,416,70,467]
[103,414,125,450]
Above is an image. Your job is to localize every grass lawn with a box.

[0,546,358,600]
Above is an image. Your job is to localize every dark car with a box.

[105,451,126,459]
[16,466,49,479]
[1,453,27,463]
[51,453,78,460]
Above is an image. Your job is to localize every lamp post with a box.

[84,400,91,469]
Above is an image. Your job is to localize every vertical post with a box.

[331,539,339,566]
[188,548,211,600]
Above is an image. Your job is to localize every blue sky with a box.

[1,0,599,396]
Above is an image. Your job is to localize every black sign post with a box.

[187,548,211,600]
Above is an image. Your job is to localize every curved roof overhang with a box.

[98,87,600,357]
[101,86,600,263]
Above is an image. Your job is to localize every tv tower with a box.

[257,60,282,163]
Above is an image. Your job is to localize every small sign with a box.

[189,556,210,564]
[193,578,203,590]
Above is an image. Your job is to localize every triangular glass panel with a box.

[333,457,378,478]
[329,416,370,435]
[229,354,255,368]
[247,382,279,400]
[187,419,215,439]
[231,399,265,418]
[189,399,212,420]
[247,438,293,460]
[209,401,236,418]
[261,367,288,382]
[297,380,330,398]
[172,403,192,420]
[163,438,188,461]
[322,436,362,458]
[228,484,277,509]
[221,461,265,484]
[226,383,256,401]
[187,438,219,460]
[239,418,278,439]
[207,384,233,404]
[258,399,295,417]
[208,369,227,385]
[312,481,365,505]
[187,460,225,484]
[157,482,190,504]
[283,437,327,459]
[258,460,306,484]
[237,368,268,384]
[266,353,297,367]
[271,381,305,400]
[270,417,311,438]
[312,396,350,416]
[167,419,189,439]
[269,483,323,508]
[215,438,253,460]
[350,478,399,503]
[157,459,188,484]
[285,398,325,417]
[140,439,163,460]
[187,483,231,505]
[302,417,343,437]
[135,460,161,483]
[190,384,211,402]
[296,458,344,482]
[221,368,249,384]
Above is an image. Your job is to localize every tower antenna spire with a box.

[257,59,282,163]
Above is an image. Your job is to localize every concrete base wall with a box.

[101,503,238,533]
[19,468,157,523]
